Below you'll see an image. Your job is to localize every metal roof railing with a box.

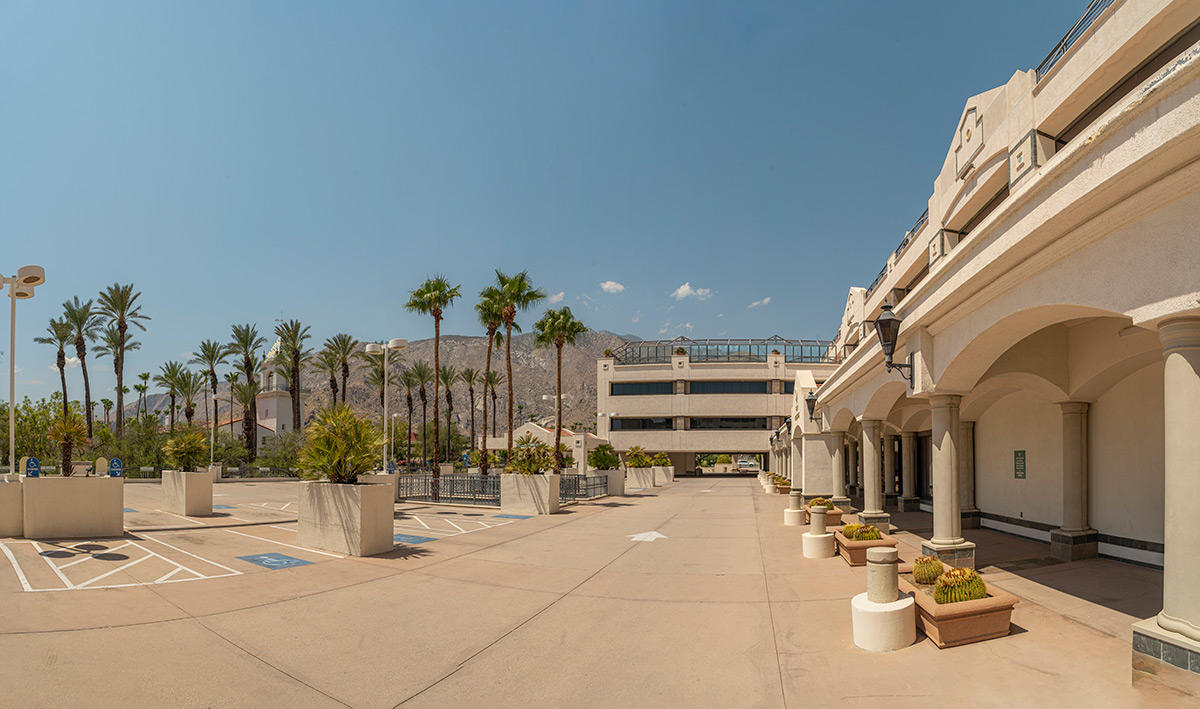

[610,335,838,365]
[1035,0,1116,81]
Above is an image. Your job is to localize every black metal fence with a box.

[561,473,608,501]
[397,472,501,506]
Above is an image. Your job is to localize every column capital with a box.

[960,419,976,431]
[1056,401,1090,415]
[1159,317,1200,355]
[900,430,916,441]
[929,393,962,409]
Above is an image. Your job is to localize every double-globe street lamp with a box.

[4,265,46,475]
[364,338,407,471]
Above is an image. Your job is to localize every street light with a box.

[5,265,45,476]
[872,304,913,384]
[805,391,820,422]
[365,338,407,470]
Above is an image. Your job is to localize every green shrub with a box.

[624,445,652,468]
[715,454,732,464]
[851,525,883,541]
[808,497,833,509]
[933,567,987,604]
[162,430,208,472]
[297,405,382,484]
[587,444,621,470]
[651,452,670,466]
[912,556,944,585]
[256,431,302,470]
[506,433,553,474]
[841,523,863,538]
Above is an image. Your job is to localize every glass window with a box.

[783,381,794,394]
[611,381,673,396]
[689,381,769,394]
[610,417,674,431]
[689,417,769,430]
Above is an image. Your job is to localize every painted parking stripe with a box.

[494,514,531,520]
[213,505,235,510]
[237,553,313,569]
[394,534,438,545]
[223,528,344,558]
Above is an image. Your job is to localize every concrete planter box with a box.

[652,466,675,485]
[774,483,791,494]
[208,464,223,483]
[627,467,655,489]
[500,473,560,515]
[595,469,624,496]
[357,473,398,502]
[0,480,22,537]
[162,470,214,516]
[898,561,1018,648]
[298,481,394,556]
[22,476,124,539]
[834,530,899,567]
[805,506,844,526]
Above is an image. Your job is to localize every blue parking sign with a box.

[109,458,123,477]
[387,460,395,473]
[25,457,40,478]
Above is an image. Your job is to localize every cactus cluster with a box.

[808,497,834,509]
[933,567,988,604]
[840,523,863,538]
[912,556,944,584]
[850,525,882,541]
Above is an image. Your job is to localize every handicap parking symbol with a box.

[236,553,313,569]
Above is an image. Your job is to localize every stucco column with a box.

[900,431,919,511]
[883,434,898,507]
[958,421,980,528]
[848,437,860,496]
[858,420,890,531]
[922,395,974,567]
[829,433,849,507]
[1050,402,1095,560]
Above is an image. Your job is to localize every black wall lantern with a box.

[873,303,914,385]
[805,391,819,422]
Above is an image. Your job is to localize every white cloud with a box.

[670,282,712,301]
[49,357,81,372]
[683,322,694,331]
[631,312,641,324]
[747,296,772,309]
[658,320,671,335]
[600,280,625,294]
[716,313,725,319]
[548,291,564,304]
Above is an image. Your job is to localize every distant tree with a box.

[533,306,587,470]
[475,287,505,474]
[61,296,104,437]
[491,270,545,457]
[460,367,480,458]
[95,283,150,436]
[100,397,114,425]
[227,324,265,459]
[190,340,230,433]
[406,276,462,466]
[410,361,434,466]
[154,361,186,433]
[314,349,340,405]
[34,317,74,418]
[438,365,460,462]
[323,333,359,405]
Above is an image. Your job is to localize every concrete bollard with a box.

[802,507,836,558]
[851,546,915,651]
[783,490,804,526]
[811,506,828,535]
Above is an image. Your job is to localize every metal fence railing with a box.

[561,473,608,501]
[1035,0,1116,81]
[397,472,501,506]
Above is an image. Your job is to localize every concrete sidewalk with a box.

[0,479,1187,707]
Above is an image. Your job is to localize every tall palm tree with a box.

[94,325,140,420]
[61,297,104,437]
[400,369,417,468]
[405,276,462,466]
[487,370,504,439]
[314,349,340,405]
[272,319,311,432]
[137,372,151,415]
[190,340,230,433]
[227,324,265,459]
[324,333,359,404]
[223,371,240,434]
[96,283,150,436]
[178,370,206,427]
[460,367,480,461]
[438,365,459,462]
[231,378,262,455]
[409,360,434,466]
[100,398,113,425]
[35,318,74,418]
[475,288,505,474]
[133,383,148,417]
[534,307,588,470]
[493,270,545,456]
[154,361,186,433]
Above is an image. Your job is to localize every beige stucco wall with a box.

[975,391,1062,528]
[1090,362,1165,544]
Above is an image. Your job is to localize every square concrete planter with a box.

[898,561,1018,648]
[597,469,625,497]
[500,473,560,515]
[22,476,124,539]
[357,473,399,502]
[208,463,223,483]
[834,530,899,567]
[162,470,214,516]
[0,480,22,537]
[804,506,844,526]
[652,466,675,485]
[298,481,394,556]
[627,467,655,489]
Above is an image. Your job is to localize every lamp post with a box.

[872,304,913,384]
[365,338,407,470]
[4,265,45,476]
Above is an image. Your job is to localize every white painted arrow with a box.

[627,531,668,542]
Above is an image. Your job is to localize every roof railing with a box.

[610,336,837,364]
[1035,0,1115,81]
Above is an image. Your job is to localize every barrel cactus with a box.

[912,556,944,584]
[841,523,863,538]
[850,525,882,541]
[808,497,834,509]
[933,567,987,604]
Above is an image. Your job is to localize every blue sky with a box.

[1,1,1085,401]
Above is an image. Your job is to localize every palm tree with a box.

[492,270,545,457]
[438,365,459,462]
[231,378,262,455]
[178,370,206,426]
[405,276,462,466]
[227,324,265,459]
[324,333,359,404]
[133,383,148,417]
[272,319,311,432]
[35,318,74,418]
[190,340,230,433]
[100,397,113,425]
[223,372,240,434]
[475,288,505,474]
[400,369,417,469]
[96,283,150,436]
[61,296,104,437]
[460,367,480,461]
[94,325,141,420]
[534,307,588,470]
[409,360,434,466]
[154,361,186,432]
[137,372,151,415]
[314,349,340,404]
[487,370,504,439]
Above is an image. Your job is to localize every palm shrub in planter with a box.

[624,445,654,488]
[933,567,988,604]
[296,405,392,556]
[501,433,560,514]
[651,452,670,465]
[163,430,207,472]
[506,433,553,474]
[47,413,89,475]
[588,444,621,470]
[912,555,944,585]
[162,429,214,515]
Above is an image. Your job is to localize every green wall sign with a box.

[1014,450,1026,479]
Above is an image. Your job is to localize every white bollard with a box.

[784,490,804,526]
[802,506,836,558]
[851,547,915,651]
